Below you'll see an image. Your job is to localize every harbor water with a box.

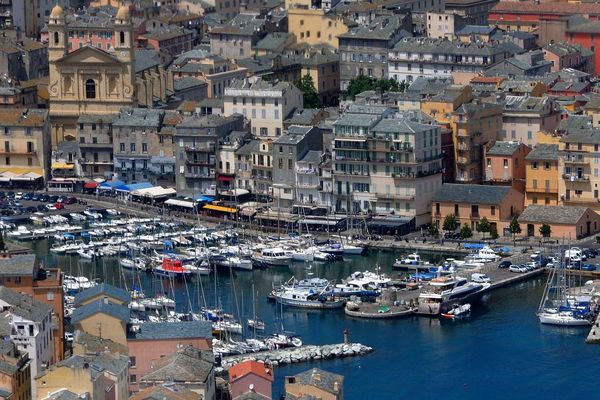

[23,239,600,399]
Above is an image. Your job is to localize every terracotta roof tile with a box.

[229,360,274,383]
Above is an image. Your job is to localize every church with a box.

[48,4,136,146]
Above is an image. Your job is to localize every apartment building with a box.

[272,126,323,207]
[451,101,503,183]
[224,78,303,138]
[174,114,245,196]
[426,12,466,39]
[112,109,166,183]
[558,128,600,210]
[77,114,115,180]
[483,140,531,192]
[332,109,443,225]
[0,108,51,182]
[339,15,412,90]
[209,14,272,59]
[525,144,559,206]
[235,139,273,198]
[500,96,561,147]
[0,340,31,400]
[388,37,508,84]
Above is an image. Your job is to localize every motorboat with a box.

[265,333,302,349]
[153,258,193,279]
[319,242,364,256]
[77,248,97,260]
[343,270,390,291]
[254,248,292,267]
[441,303,471,319]
[465,246,501,263]
[393,252,434,272]
[417,274,489,316]
[247,318,265,330]
[183,263,211,275]
[119,258,147,271]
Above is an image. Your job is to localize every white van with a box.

[471,273,491,283]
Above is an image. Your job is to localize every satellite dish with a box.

[248,384,255,391]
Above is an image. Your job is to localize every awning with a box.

[196,195,214,202]
[12,172,43,181]
[84,182,99,189]
[132,186,177,198]
[52,162,74,169]
[220,188,249,197]
[115,182,153,192]
[164,198,196,208]
[203,204,237,213]
[217,175,234,182]
[297,218,339,226]
[0,171,17,182]
[99,180,125,189]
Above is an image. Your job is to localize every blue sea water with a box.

[26,241,600,399]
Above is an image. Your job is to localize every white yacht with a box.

[343,270,390,291]
[274,285,345,309]
[466,246,501,263]
[254,248,292,267]
[119,258,147,271]
[393,253,433,272]
[417,274,490,316]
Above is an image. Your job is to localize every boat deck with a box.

[344,303,415,319]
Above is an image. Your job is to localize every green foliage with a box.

[490,228,499,240]
[460,224,473,239]
[427,223,439,237]
[509,218,521,235]
[296,73,322,109]
[0,232,4,251]
[539,224,552,238]
[442,214,459,232]
[344,75,407,100]
[477,217,491,239]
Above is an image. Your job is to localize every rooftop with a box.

[112,108,164,127]
[285,109,324,126]
[491,1,600,16]
[70,299,130,324]
[140,346,213,384]
[135,49,162,73]
[0,109,48,127]
[0,286,52,323]
[174,77,207,91]
[130,384,200,400]
[73,330,128,355]
[339,15,410,41]
[274,126,316,145]
[210,14,267,36]
[229,360,274,383]
[57,353,128,378]
[518,205,593,225]
[226,77,297,93]
[393,37,507,56]
[525,144,559,161]
[141,25,194,41]
[503,96,552,113]
[73,283,131,307]
[127,321,212,340]
[486,141,522,156]
[254,32,294,52]
[432,184,512,205]
[287,368,343,394]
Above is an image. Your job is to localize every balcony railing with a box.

[563,174,589,182]
[526,186,554,193]
[376,193,415,200]
[185,144,215,152]
[563,158,587,165]
[186,159,215,165]
[183,172,214,179]
[470,212,480,219]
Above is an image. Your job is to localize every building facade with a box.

[525,144,559,206]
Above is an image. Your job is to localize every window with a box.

[130,375,137,383]
[54,31,59,44]
[275,128,281,136]
[142,143,148,153]
[544,162,550,170]
[120,143,125,152]
[532,161,538,169]
[491,206,495,215]
[503,159,508,168]
[288,159,292,169]
[278,159,283,168]
[120,31,125,45]
[130,143,136,152]
[85,79,96,99]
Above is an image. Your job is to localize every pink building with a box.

[229,360,274,399]
[127,321,212,392]
[484,141,531,193]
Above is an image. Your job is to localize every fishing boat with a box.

[441,303,471,319]
[274,285,345,309]
[537,248,592,326]
[417,272,489,316]
[154,258,193,279]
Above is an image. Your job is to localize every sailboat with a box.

[247,284,265,331]
[537,247,592,326]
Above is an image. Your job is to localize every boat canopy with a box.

[463,243,485,250]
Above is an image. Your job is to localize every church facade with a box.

[47,5,136,146]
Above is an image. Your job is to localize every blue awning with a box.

[99,180,125,189]
[115,182,154,192]
[196,195,214,202]
[464,243,485,250]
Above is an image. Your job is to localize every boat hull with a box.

[275,297,345,309]
[538,313,592,326]
[417,285,488,316]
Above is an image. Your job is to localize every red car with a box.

[54,202,64,210]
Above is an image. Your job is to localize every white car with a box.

[509,265,528,273]
[530,251,542,260]
[64,332,73,342]
[46,204,57,211]
[14,192,23,199]
[471,273,491,283]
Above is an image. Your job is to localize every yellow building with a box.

[450,101,503,183]
[525,144,560,206]
[285,368,344,400]
[286,0,355,49]
[298,49,340,106]
[420,85,473,124]
[70,300,129,346]
[558,129,600,210]
[0,108,51,182]
[48,5,136,147]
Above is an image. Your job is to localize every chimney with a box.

[333,381,339,392]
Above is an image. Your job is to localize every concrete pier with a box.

[586,314,600,344]
[219,342,373,370]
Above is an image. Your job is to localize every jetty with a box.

[219,342,373,370]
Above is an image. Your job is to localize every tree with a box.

[539,224,552,238]
[442,214,459,233]
[490,228,499,241]
[477,217,491,240]
[344,75,406,100]
[427,223,439,238]
[296,73,322,109]
[460,223,473,239]
[509,217,522,247]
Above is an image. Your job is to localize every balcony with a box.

[252,175,272,181]
[296,167,318,175]
[0,150,37,155]
[185,144,215,152]
[563,174,589,182]
[80,142,113,149]
[297,183,319,189]
[470,212,480,219]
[376,193,415,200]
[183,172,214,179]
[456,143,470,151]
[526,186,554,193]
[335,155,367,162]
[563,158,587,165]
[186,158,215,166]
[81,159,112,165]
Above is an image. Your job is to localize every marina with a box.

[7,209,600,398]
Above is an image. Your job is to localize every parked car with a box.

[509,265,528,273]
[22,193,32,201]
[54,203,64,210]
[56,196,66,203]
[31,193,40,201]
[48,195,58,203]
[64,197,77,204]
[39,195,49,202]
[26,206,37,213]
[36,205,46,212]
[530,251,542,260]
[14,192,23,200]
[45,204,57,211]
[583,249,597,259]
[498,260,512,269]
[582,264,597,271]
